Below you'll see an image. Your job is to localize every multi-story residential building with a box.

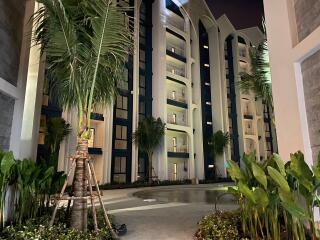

[0,0,277,185]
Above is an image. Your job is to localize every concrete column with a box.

[131,0,141,182]
[152,0,168,180]
[18,2,45,160]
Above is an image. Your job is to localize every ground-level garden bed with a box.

[195,152,320,240]
[0,208,115,240]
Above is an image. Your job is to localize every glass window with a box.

[173,137,177,152]
[116,95,128,119]
[115,125,127,150]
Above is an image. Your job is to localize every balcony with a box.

[166,43,186,62]
[167,114,187,126]
[165,9,185,32]
[167,146,189,158]
[166,63,185,78]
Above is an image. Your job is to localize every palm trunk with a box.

[70,137,88,231]
[148,152,153,184]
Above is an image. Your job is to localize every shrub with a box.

[99,179,192,190]
[0,208,115,240]
[195,211,248,240]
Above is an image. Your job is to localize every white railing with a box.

[167,93,186,103]
[168,145,188,153]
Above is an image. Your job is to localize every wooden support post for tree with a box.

[50,156,117,238]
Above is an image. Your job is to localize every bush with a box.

[0,223,113,240]
[195,211,248,240]
[99,179,192,190]
[0,208,115,240]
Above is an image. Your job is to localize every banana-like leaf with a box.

[227,160,246,181]
[267,166,290,193]
[313,152,320,180]
[279,190,308,220]
[0,152,15,176]
[289,151,314,191]
[252,162,267,189]
[227,186,239,195]
[253,187,269,207]
[272,154,286,176]
[238,181,256,203]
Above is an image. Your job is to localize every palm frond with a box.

[133,117,166,155]
[238,39,273,107]
[34,0,134,134]
[209,131,230,157]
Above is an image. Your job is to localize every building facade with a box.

[0,0,277,184]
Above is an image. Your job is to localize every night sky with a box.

[205,0,264,30]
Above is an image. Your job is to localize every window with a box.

[173,163,177,180]
[115,125,127,150]
[116,95,128,119]
[172,113,177,124]
[172,137,177,152]
[172,90,176,100]
[113,156,126,183]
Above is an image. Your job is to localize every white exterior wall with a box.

[264,0,320,165]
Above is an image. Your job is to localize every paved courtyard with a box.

[99,184,237,240]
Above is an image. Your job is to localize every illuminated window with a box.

[172,113,177,124]
[173,163,177,180]
[172,137,177,152]
[172,90,176,100]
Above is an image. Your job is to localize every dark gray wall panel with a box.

[294,0,320,41]
[0,0,25,86]
[301,49,320,162]
[0,92,15,150]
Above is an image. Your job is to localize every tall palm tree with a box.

[133,117,165,184]
[239,39,273,108]
[34,0,133,231]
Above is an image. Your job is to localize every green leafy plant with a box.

[0,151,65,228]
[208,130,230,158]
[33,0,134,230]
[227,152,320,240]
[238,20,273,108]
[0,152,15,228]
[133,117,165,183]
[195,211,247,240]
[1,208,114,240]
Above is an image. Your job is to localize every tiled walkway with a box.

[98,184,237,240]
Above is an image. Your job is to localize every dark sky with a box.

[206,0,264,30]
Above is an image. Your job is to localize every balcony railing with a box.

[167,64,185,77]
[168,145,188,153]
[167,116,187,126]
[167,93,186,104]
[166,15,185,31]
[166,42,185,58]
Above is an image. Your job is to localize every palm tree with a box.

[208,130,230,158]
[133,117,165,184]
[208,130,230,178]
[239,40,273,107]
[33,0,133,231]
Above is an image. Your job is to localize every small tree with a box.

[34,0,133,231]
[133,117,165,184]
[208,130,230,177]
[238,21,273,108]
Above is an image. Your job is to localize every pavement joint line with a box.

[106,202,189,214]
